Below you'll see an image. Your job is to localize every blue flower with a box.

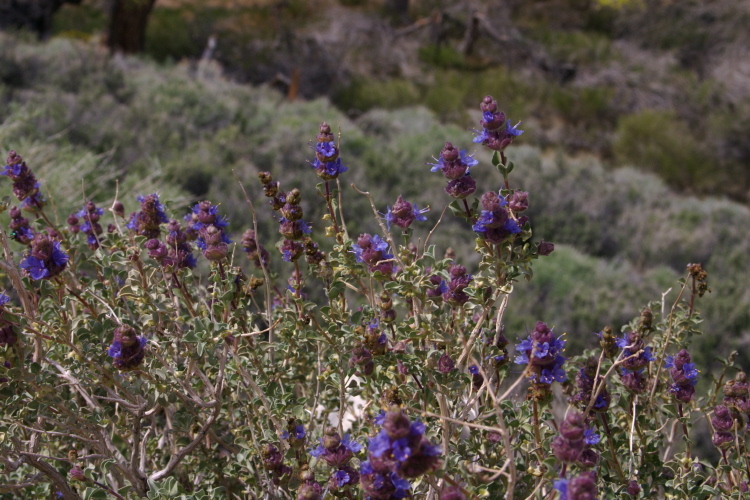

[505,120,524,137]
[428,157,445,172]
[332,469,350,487]
[360,460,373,475]
[584,428,600,445]
[459,150,479,167]
[643,346,655,362]
[342,433,362,453]
[374,410,386,426]
[316,141,337,158]
[392,438,412,462]
[107,341,122,359]
[554,478,569,500]
[390,473,411,498]
[468,365,479,375]
[539,363,566,384]
[312,158,348,177]
[20,256,49,280]
[1,163,23,177]
[0,294,10,306]
[51,242,69,268]
[683,363,699,384]
[472,129,490,144]
[665,355,675,369]
[368,430,392,458]
[309,443,326,457]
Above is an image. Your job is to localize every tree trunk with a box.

[106,0,157,54]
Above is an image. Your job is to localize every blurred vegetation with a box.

[1,33,748,378]
[46,0,750,200]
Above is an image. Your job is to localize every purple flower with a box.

[383,196,429,230]
[107,325,147,371]
[127,193,168,239]
[20,236,68,281]
[472,96,524,151]
[332,469,350,487]
[514,321,567,384]
[583,429,600,445]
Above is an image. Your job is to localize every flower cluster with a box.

[351,234,394,276]
[472,191,521,244]
[310,122,348,180]
[425,269,448,301]
[442,264,472,305]
[145,219,197,270]
[259,173,314,262]
[240,229,270,268]
[616,330,654,394]
[712,371,750,450]
[350,320,388,376]
[515,321,566,400]
[261,443,292,485]
[361,409,442,499]
[8,206,34,245]
[69,201,104,249]
[430,142,478,200]
[309,427,361,492]
[472,95,524,151]
[552,411,599,467]
[20,233,69,280]
[184,201,231,262]
[382,195,428,231]
[570,357,610,412]
[127,193,169,239]
[0,293,17,348]
[106,325,147,371]
[554,471,598,500]
[711,404,736,449]
[281,420,307,449]
[722,371,750,414]
[1,150,45,211]
[666,349,698,403]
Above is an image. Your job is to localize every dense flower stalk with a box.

[146,219,197,270]
[9,206,34,244]
[383,195,428,230]
[554,471,598,500]
[184,201,232,262]
[616,330,655,394]
[310,122,348,180]
[70,201,104,249]
[127,193,168,239]
[515,321,566,400]
[442,264,472,305]
[472,95,524,151]
[107,325,147,371]
[570,357,610,412]
[472,191,521,244]
[241,229,270,268]
[666,349,698,403]
[429,142,478,199]
[351,234,394,276]
[20,233,69,280]
[2,150,45,211]
[360,409,441,499]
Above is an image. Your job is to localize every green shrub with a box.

[613,110,712,191]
